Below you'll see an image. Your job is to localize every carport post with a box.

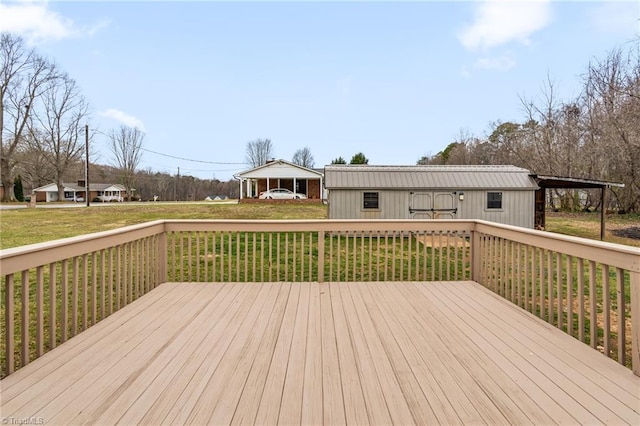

[600,186,606,240]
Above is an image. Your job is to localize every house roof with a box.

[33,183,127,192]
[324,165,539,190]
[234,159,324,179]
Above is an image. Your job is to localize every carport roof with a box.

[324,165,539,190]
[533,175,625,189]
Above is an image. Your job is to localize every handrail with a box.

[1,219,638,378]
[474,220,640,272]
[0,221,166,276]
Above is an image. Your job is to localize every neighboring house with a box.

[324,165,540,228]
[234,159,325,200]
[33,181,128,202]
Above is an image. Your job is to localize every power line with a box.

[141,147,247,165]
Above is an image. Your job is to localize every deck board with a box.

[435,282,638,424]
[2,281,639,425]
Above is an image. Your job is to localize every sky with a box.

[1,0,639,181]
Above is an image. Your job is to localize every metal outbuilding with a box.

[324,165,540,228]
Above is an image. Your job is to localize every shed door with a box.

[410,192,433,219]
[410,192,457,219]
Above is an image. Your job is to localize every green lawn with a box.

[544,212,640,247]
[0,203,328,249]
[1,204,638,249]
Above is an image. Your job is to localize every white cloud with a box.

[0,0,107,44]
[458,0,553,51]
[474,55,517,71]
[100,109,146,132]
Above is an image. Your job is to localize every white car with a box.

[258,188,307,200]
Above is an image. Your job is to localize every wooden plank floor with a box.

[2,281,639,425]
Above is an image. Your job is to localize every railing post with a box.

[318,231,325,283]
[471,230,481,283]
[5,275,15,376]
[631,270,640,376]
[158,231,167,285]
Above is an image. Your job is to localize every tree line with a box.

[419,42,639,213]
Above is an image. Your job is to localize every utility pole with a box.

[175,166,180,201]
[85,124,90,207]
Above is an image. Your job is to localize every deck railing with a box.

[1,219,638,378]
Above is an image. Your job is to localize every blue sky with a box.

[2,0,639,181]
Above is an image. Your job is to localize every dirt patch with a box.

[414,235,470,249]
[611,226,640,240]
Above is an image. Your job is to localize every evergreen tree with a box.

[349,152,369,164]
[14,175,24,202]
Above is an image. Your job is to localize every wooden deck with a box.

[2,281,639,425]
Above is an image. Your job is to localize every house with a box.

[234,159,325,200]
[324,165,539,228]
[33,181,128,202]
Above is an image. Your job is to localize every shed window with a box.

[487,192,503,209]
[363,192,379,209]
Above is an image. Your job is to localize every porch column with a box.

[293,177,297,194]
[320,177,324,200]
[267,177,270,191]
[238,179,243,200]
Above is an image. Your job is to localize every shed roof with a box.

[324,165,539,190]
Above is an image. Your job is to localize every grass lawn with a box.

[0,202,329,250]
[1,203,638,249]
[544,211,640,248]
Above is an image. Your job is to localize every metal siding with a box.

[381,191,410,219]
[458,190,534,228]
[328,190,410,219]
[329,186,535,228]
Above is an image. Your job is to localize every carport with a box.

[533,175,625,240]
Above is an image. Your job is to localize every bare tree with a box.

[245,138,273,167]
[582,46,640,212]
[30,74,89,201]
[1,33,58,201]
[109,125,144,201]
[13,139,57,190]
[292,146,315,168]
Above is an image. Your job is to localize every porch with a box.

[1,220,639,424]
